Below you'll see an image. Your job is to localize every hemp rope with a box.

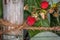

[0,19,60,35]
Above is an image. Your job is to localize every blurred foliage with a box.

[0,0,3,18]
[28,30,45,38]
[24,0,42,12]
[24,0,50,38]
[24,0,60,38]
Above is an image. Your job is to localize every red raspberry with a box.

[27,16,36,26]
[41,1,49,9]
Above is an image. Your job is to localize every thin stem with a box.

[51,0,53,5]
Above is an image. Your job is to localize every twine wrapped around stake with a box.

[0,19,60,35]
[0,19,26,35]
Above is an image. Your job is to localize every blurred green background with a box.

[0,0,3,18]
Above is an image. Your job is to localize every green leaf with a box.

[28,30,40,38]
[24,10,31,20]
[34,20,41,27]
[42,19,49,27]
